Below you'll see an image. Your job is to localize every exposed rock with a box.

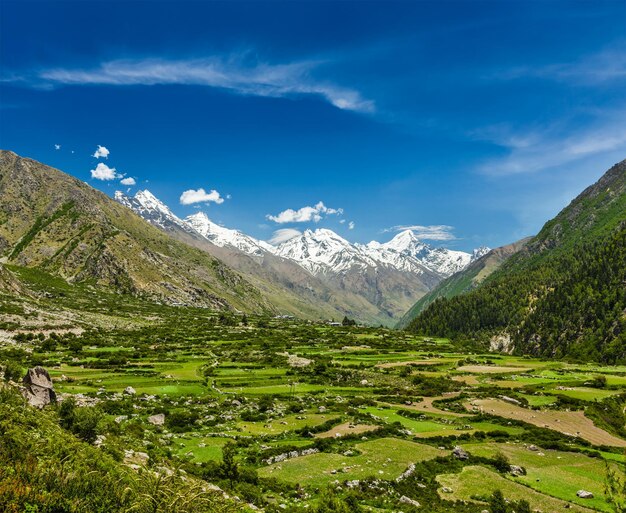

[577,490,594,499]
[510,465,526,476]
[399,495,421,507]
[500,395,522,406]
[452,446,469,460]
[22,366,56,408]
[148,413,165,426]
[490,333,514,353]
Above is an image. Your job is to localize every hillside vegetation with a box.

[0,150,271,313]
[407,159,626,363]
[397,238,531,329]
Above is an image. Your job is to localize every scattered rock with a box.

[577,490,594,499]
[21,366,56,408]
[510,465,526,476]
[399,495,420,508]
[148,413,165,426]
[452,446,469,460]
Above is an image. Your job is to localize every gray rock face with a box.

[22,366,56,408]
[452,446,469,460]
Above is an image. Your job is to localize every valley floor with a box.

[1,275,626,512]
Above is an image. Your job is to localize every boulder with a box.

[399,495,420,508]
[528,444,539,451]
[124,386,136,395]
[510,465,526,476]
[452,446,469,460]
[441,486,453,493]
[577,490,594,499]
[148,413,165,426]
[22,366,56,408]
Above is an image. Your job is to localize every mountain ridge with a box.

[406,158,626,362]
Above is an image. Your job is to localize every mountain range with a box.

[114,188,488,323]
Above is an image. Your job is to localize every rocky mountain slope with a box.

[396,237,531,328]
[407,158,626,362]
[0,150,271,313]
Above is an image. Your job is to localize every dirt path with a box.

[466,398,626,447]
[315,422,379,438]
[388,392,470,418]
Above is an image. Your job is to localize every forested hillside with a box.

[397,238,531,329]
[407,159,626,363]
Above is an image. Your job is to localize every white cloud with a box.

[267,201,343,224]
[180,188,225,205]
[91,162,118,180]
[31,56,374,113]
[93,145,110,159]
[348,221,355,230]
[385,224,457,241]
[268,228,302,245]
[120,177,136,186]
[54,144,61,150]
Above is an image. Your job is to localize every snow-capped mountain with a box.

[274,228,381,275]
[115,190,488,279]
[275,228,487,279]
[115,190,197,235]
[116,190,274,257]
[185,212,274,257]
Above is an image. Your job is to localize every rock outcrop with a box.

[22,366,56,407]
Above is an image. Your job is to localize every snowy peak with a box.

[185,211,274,256]
[115,189,194,234]
[471,246,491,261]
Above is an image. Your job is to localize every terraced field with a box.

[4,302,626,512]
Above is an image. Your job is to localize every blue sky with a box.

[1,0,625,250]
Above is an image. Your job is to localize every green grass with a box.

[465,442,611,511]
[259,438,445,486]
[437,465,597,513]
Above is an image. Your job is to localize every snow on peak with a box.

[185,211,274,256]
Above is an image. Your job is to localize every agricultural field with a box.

[2,287,626,512]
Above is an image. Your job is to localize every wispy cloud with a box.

[493,43,626,85]
[268,228,302,245]
[17,55,374,113]
[267,201,343,224]
[384,224,457,241]
[474,111,626,176]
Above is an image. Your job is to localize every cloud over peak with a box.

[268,228,302,245]
[180,187,225,205]
[267,201,343,224]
